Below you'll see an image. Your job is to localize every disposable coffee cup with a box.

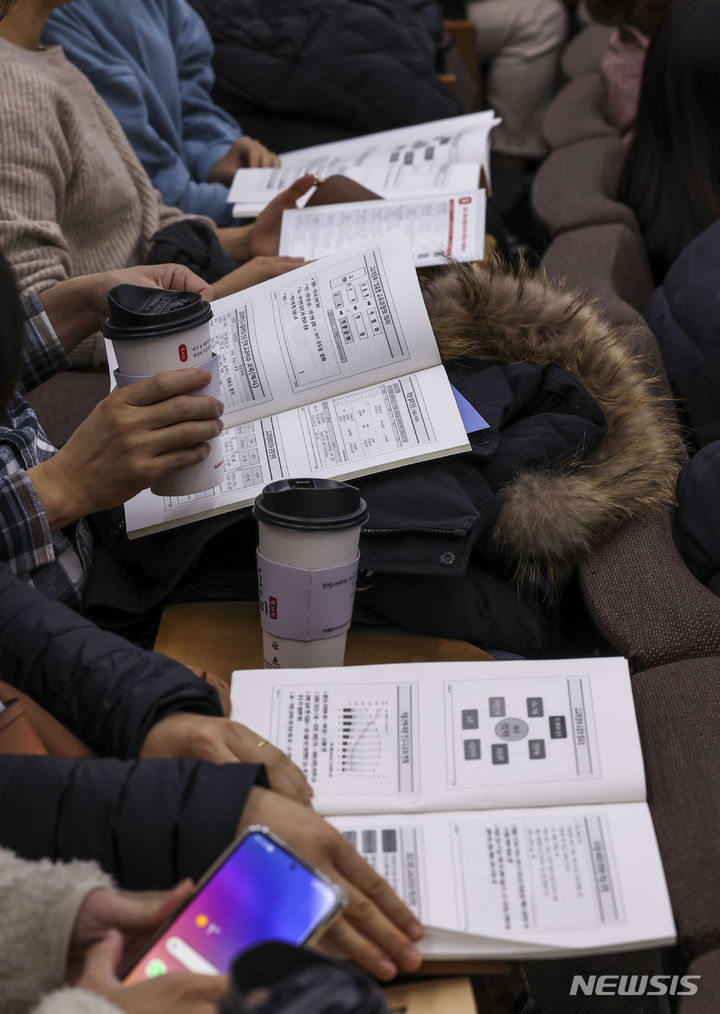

[253,479,369,669]
[113,353,225,497]
[104,284,223,497]
[103,284,213,375]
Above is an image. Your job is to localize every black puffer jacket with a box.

[646,219,720,450]
[187,0,462,151]
[0,565,264,888]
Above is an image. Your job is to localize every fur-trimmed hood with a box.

[422,260,682,585]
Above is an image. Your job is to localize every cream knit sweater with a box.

[0,37,188,366]
[0,846,122,1014]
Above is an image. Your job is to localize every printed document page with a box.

[278,191,487,267]
[329,803,675,958]
[229,658,647,815]
[123,365,469,538]
[207,233,442,429]
[229,162,481,217]
[280,111,500,177]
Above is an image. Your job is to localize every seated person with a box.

[466,0,568,216]
[618,0,720,281]
[0,0,307,368]
[43,0,280,227]
[584,0,672,134]
[2,848,228,1013]
[184,0,463,153]
[0,256,423,985]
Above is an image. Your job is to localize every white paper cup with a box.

[253,480,368,669]
[113,354,225,497]
[111,320,212,375]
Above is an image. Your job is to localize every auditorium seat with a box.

[532,135,635,237]
[542,72,616,150]
[560,22,612,79]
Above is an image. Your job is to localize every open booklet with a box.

[122,233,470,539]
[229,110,499,217]
[279,190,487,268]
[229,657,676,959]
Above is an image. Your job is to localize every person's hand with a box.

[211,255,305,299]
[250,174,316,258]
[66,881,195,984]
[207,137,281,183]
[39,265,215,354]
[237,787,423,981]
[28,368,223,531]
[140,712,314,806]
[74,929,228,1014]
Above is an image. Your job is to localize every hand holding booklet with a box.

[229,110,499,217]
[120,233,470,539]
[229,656,676,960]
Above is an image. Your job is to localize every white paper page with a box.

[206,233,441,429]
[229,162,481,216]
[229,658,647,814]
[280,111,500,176]
[278,191,486,267]
[329,803,675,958]
[123,365,469,538]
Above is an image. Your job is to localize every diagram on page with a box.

[297,376,435,470]
[211,301,273,413]
[267,681,420,798]
[444,675,602,792]
[272,248,408,392]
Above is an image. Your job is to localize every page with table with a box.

[123,365,469,538]
[279,191,487,267]
[208,232,443,429]
[229,162,482,217]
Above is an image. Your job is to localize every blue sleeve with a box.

[170,0,243,184]
[90,66,235,224]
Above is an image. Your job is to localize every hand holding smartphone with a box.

[123,826,345,983]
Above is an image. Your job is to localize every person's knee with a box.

[515,0,569,55]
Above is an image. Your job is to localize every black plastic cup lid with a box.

[102,284,213,341]
[253,478,369,532]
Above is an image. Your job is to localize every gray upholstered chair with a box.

[531,135,636,238]
[679,951,720,1012]
[633,657,720,956]
[543,222,653,318]
[541,72,617,150]
[26,371,110,448]
[560,23,612,79]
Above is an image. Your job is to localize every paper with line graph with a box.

[230,657,646,816]
[230,658,676,957]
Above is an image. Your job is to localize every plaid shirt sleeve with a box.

[18,293,71,395]
[0,297,93,605]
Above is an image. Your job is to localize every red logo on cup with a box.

[459,196,472,205]
[178,344,188,362]
[269,596,277,620]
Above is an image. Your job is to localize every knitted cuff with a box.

[30,987,125,1014]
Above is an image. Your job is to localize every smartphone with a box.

[123,826,346,983]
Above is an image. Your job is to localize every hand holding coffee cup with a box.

[28,368,223,530]
[103,284,225,496]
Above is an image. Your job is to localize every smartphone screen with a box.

[124,828,342,982]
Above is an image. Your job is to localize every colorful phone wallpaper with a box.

[124,831,340,983]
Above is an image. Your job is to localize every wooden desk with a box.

[154,603,507,978]
[154,600,492,683]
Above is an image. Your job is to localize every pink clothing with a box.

[600,24,649,135]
